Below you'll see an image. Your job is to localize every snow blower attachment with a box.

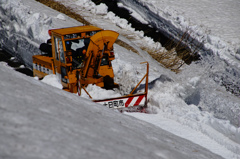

[33,25,148,112]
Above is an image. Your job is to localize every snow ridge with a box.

[118,0,240,94]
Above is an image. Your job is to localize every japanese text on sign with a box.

[103,100,125,108]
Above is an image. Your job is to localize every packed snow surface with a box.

[2,63,225,159]
[0,0,240,159]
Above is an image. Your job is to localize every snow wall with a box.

[0,1,43,68]
[0,0,80,68]
[118,0,240,97]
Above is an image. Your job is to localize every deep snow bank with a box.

[0,62,224,159]
[0,0,80,68]
[118,0,240,96]
[119,0,240,62]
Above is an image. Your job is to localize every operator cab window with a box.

[101,54,109,66]
[65,39,84,52]
[54,37,64,62]
[65,38,90,68]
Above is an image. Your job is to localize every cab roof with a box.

[50,25,103,36]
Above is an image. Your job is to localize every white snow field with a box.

[118,0,240,68]
[0,0,240,159]
[1,63,224,159]
[123,1,240,111]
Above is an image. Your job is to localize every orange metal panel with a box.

[51,26,103,36]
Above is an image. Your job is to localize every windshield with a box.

[65,38,90,51]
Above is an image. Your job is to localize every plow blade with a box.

[81,62,149,113]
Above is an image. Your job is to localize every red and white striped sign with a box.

[94,94,146,109]
[77,73,147,110]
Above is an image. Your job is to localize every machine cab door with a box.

[52,35,68,87]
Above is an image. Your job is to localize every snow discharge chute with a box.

[82,30,119,80]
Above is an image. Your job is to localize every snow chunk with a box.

[81,84,121,100]
[41,74,63,89]
[56,14,66,21]
[95,3,108,15]
[76,0,95,11]
[207,35,226,49]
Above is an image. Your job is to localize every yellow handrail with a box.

[130,62,149,95]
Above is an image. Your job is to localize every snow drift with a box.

[0,62,224,159]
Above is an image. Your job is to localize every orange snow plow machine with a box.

[33,25,148,112]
